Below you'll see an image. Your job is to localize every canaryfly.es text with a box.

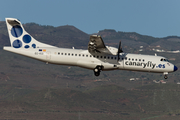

[125,61,156,69]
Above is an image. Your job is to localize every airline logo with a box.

[125,61,156,69]
[10,25,36,49]
[125,61,167,69]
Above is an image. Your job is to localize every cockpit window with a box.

[160,58,169,62]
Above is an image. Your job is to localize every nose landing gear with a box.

[163,72,168,79]
[164,74,168,79]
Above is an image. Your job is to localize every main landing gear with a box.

[164,72,168,79]
[93,65,103,76]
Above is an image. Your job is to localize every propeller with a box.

[117,41,123,61]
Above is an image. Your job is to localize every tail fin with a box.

[5,18,55,49]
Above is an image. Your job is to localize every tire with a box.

[93,66,103,76]
[94,68,99,72]
[97,66,102,70]
[164,75,168,79]
[94,72,100,76]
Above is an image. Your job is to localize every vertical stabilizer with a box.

[5,18,55,49]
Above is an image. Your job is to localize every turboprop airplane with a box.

[3,18,178,79]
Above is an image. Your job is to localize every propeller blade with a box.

[118,41,123,53]
[117,41,123,61]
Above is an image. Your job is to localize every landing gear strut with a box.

[93,66,103,76]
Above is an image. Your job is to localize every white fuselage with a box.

[3,18,178,78]
[4,47,175,73]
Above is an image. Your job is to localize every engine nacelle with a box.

[106,46,118,55]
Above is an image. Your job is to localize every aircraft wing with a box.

[88,35,112,54]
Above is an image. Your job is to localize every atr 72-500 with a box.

[3,18,178,79]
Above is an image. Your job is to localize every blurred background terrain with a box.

[0,21,180,119]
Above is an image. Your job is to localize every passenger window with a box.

[101,56,103,58]
[79,54,81,56]
[111,57,113,59]
[65,53,67,55]
[61,53,63,55]
[132,59,134,61]
[122,58,123,60]
[104,56,106,59]
[93,55,95,57]
[72,54,74,56]
[160,58,163,61]
[115,57,117,60]
[97,56,99,58]
[139,59,141,61]
[86,55,88,57]
[125,57,127,60]
[129,58,131,60]
[68,53,70,56]
[108,56,110,59]
[58,52,60,55]
[75,54,77,56]
[143,59,145,62]
[90,55,92,57]
[135,59,137,61]
[82,54,84,57]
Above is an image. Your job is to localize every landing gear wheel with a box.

[164,75,168,79]
[94,68,99,72]
[97,66,102,70]
[94,71,100,76]
[93,66,103,77]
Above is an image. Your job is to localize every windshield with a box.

[160,58,169,62]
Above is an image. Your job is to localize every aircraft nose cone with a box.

[174,65,178,71]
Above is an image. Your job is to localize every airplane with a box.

[3,18,178,79]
